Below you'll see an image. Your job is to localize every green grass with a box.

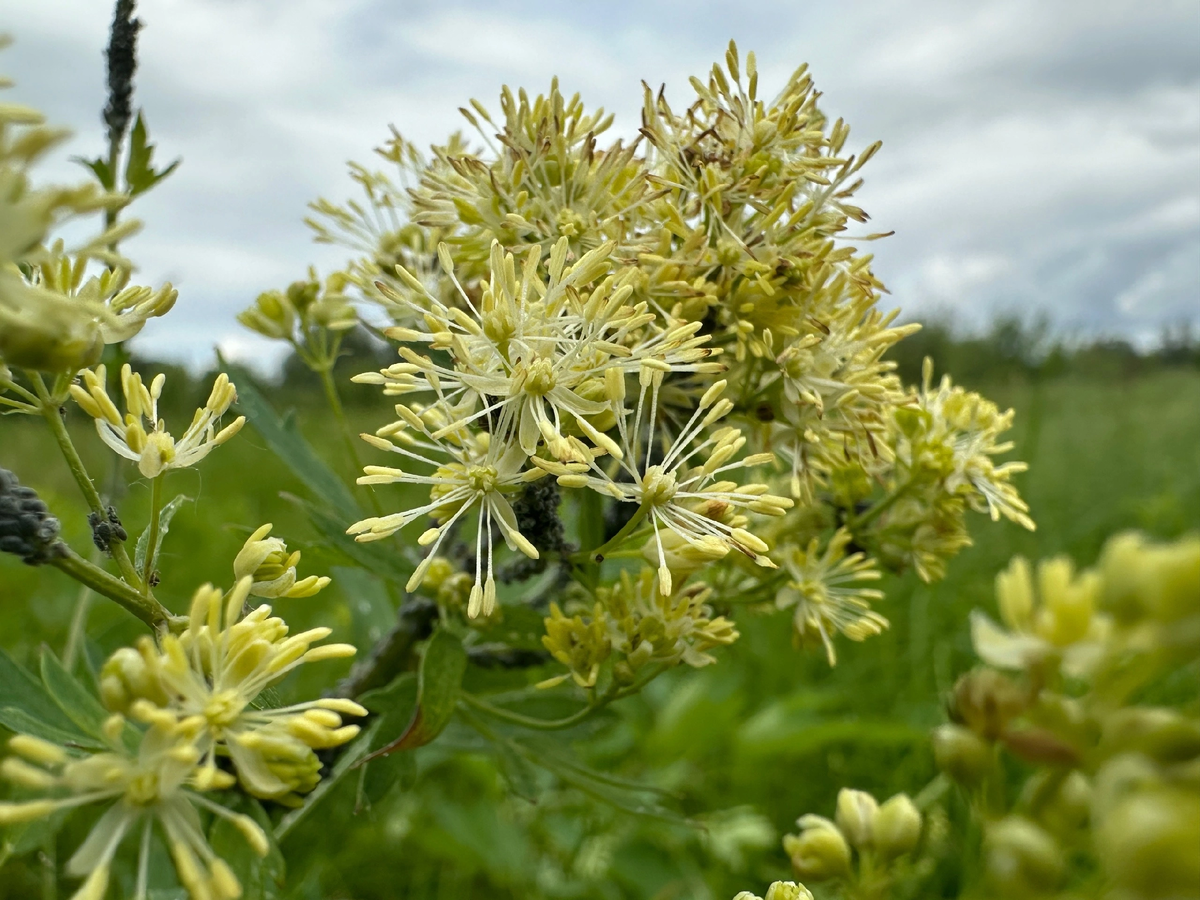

[1,367,1197,898]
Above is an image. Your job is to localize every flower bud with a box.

[873,793,922,860]
[234,524,329,599]
[932,723,993,786]
[834,788,877,850]
[984,817,1063,894]
[764,882,813,900]
[783,817,851,882]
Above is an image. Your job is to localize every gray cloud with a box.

[5,0,1197,370]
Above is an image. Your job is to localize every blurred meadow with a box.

[3,323,1197,898]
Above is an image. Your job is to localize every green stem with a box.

[847,477,915,532]
[50,547,173,631]
[31,372,142,587]
[460,664,667,731]
[459,690,607,731]
[574,502,649,564]
[141,473,164,591]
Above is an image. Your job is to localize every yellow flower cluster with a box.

[100,577,362,804]
[541,568,739,688]
[299,42,1033,669]
[934,531,1200,899]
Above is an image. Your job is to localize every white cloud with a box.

[5,0,1198,366]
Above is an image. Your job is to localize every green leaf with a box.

[71,155,115,190]
[39,648,109,740]
[0,707,102,748]
[0,648,93,744]
[358,673,419,804]
[124,112,181,197]
[135,493,191,580]
[362,629,467,760]
[530,748,690,825]
[225,363,360,519]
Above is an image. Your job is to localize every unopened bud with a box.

[783,818,851,882]
[949,668,1027,741]
[834,788,877,850]
[873,793,921,859]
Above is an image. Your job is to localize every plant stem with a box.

[141,473,164,591]
[50,547,173,631]
[574,502,649,564]
[30,372,143,587]
[459,690,609,731]
[460,663,667,731]
[847,477,915,532]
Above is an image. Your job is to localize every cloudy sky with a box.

[6,0,1198,370]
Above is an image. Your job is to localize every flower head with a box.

[350,422,543,617]
[539,375,792,594]
[70,364,245,478]
[893,358,1034,531]
[775,528,886,665]
[600,567,738,670]
[0,721,269,900]
[359,237,720,463]
[99,578,362,803]
[233,523,331,599]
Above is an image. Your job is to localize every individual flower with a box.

[0,722,269,900]
[233,523,331,599]
[70,364,245,479]
[99,578,362,803]
[349,423,543,618]
[774,528,886,665]
[970,554,1111,677]
[538,374,792,594]
[27,241,177,343]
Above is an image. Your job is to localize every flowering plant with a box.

[0,11,1107,897]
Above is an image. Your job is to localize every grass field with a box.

[2,364,1198,898]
